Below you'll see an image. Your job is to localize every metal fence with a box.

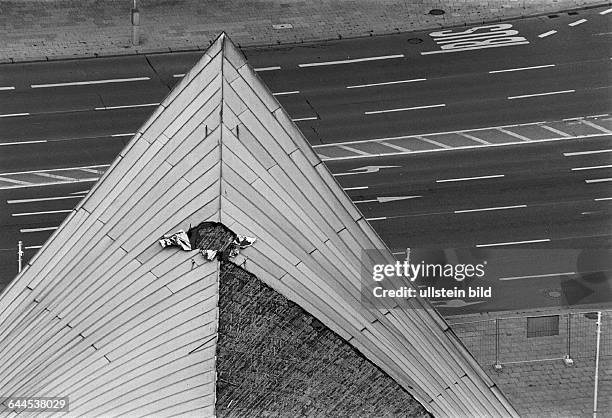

[451,310,612,367]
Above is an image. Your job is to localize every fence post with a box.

[564,313,574,366]
[17,240,23,273]
[593,311,602,418]
[494,318,502,370]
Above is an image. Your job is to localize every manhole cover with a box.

[548,14,559,18]
[568,11,579,15]
[407,37,424,44]
[429,9,445,16]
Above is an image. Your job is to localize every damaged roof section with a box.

[160,222,256,261]
[216,261,431,418]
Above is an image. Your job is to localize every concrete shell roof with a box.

[0,33,517,417]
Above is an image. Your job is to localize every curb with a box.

[1,2,609,65]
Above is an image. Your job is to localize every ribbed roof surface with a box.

[0,33,517,417]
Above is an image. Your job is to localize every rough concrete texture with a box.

[0,0,608,62]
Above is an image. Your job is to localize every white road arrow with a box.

[354,195,422,204]
[333,165,400,176]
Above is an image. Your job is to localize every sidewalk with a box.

[0,0,608,62]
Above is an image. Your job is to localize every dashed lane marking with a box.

[0,86,15,91]
[489,64,555,74]
[254,66,281,72]
[8,195,86,204]
[0,113,30,118]
[94,103,159,111]
[12,209,73,217]
[0,165,109,190]
[314,116,612,161]
[272,91,300,96]
[298,54,404,68]
[364,103,445,115]
[476,238,551,248]
[436,174,505,183]
[31,77,150,88]
[20,226,58,233]
[595,197,612,201]
[564,148,612,157]
[292,116,318,122]
[538,30,558,38]
[507,89,575,100]
[569,19,587,27]
[498,272,575,281]
[346,78,426,89]
[600,7,612,15]
[585,178,612,184]
[571,165,612,171]
[454,204,527,214]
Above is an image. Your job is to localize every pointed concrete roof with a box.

[0,33,517,417]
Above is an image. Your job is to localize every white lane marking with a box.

[595,197,612,201]
[292,116,318,122]
[0,177,30,185]
[580,119,612,134]
[95,103,159,111]
[272,90,300,96]
[507,90,575,100]
[496,128,531,141]
[365,103,446,115]
[416,136,451,149]
[343,186,369,191]
[312,119,553,148]
[458,132,490,145]
[569,19,587,27]
[173,74,185,78]
[346,78,426,89]
[111,132,136,137]
[436,174,505,183]
[476,238,551,248]
[333,165,399,176]
[254,66,281,72]
[25,245,43,250]
[600,7,612,15]
[454,204,527,214]
[0,113,30,118]
[538,30,558,38]
[0,86,15,91]
[540,124,572,137]
[8,195,85,204]
[379,142,411,152]
[489,64,555,74]
[498,272,575,281]
[70,190,90,194]
[0,140,48,146]
[298,54,404,68]
[20,226,59,233]
[320,133,610,161]
[1,164,109,176]
[571,164,612,171]
[564,148,612,156]
[13,209,73,217]
[354,196,422,204]
[0,179,98,190]
[35,172,75,181]
[31,77,150,88]
[337,145,370,156]
[420,41,529,55]
[366,217,387,221]
[585,178,612,183]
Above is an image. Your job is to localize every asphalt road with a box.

[1,6,611,313]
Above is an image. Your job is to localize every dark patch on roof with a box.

[216,261,431,417]
[187,221,236,251]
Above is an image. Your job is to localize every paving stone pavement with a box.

[0,0,608,62]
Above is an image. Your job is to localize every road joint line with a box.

[298,54,404,67]
[31,77,151,88]
[507,89,575,100]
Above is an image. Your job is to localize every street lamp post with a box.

[131,0,140,46]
